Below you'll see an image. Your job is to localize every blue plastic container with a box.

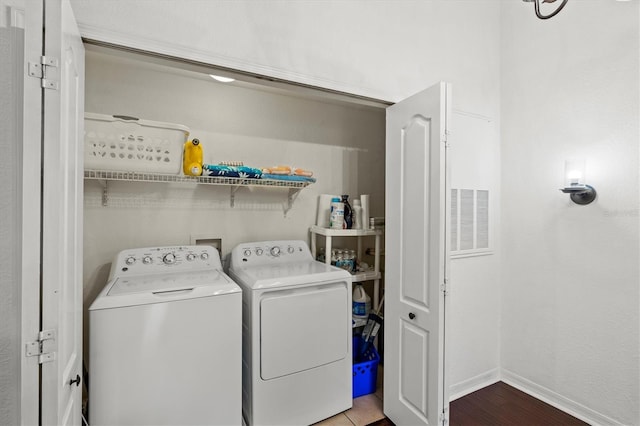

[352,337,380,398]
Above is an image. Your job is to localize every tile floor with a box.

[313,366,384,426]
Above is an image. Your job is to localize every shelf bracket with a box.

[101,180,109,206]
[283,188,302,217]
[230,186,241,208]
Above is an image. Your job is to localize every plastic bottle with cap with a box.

[342,195,353,229]
[352,199,363,230]
[183,138,203,176]
[353,284,371,319]
[329,197,344,229]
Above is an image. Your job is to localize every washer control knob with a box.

[287,246,295,254]
[243,249,252,257]
[200,252,209,260]
[186,253,196,261]
[256,248,264,256]
[270,246,281,257]
[142,256,152,265]
[125,256,136,265]
[163,253,176,265]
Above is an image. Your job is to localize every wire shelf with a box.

[84,169,312,215]
[84,169,312,189]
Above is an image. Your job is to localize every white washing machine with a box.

[227,240,352,426]
[89,245,242,426]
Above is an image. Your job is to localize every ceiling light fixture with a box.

[523,0,569,20]
[209,75,235,83]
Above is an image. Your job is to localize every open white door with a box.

[40,0,85,424]
[384,82,451,426]
[1,0,43,424]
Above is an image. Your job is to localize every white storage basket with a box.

[84,113,190,174]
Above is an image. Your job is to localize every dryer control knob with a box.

[142,256,152,265]
[200,252,209,260]
[186,253,196,261]
[125,256,136,265]
[287,246,295,254]
[256,248,264,256]
[243,249,252,257]
[270,246,281,257]
[163,253,176,265]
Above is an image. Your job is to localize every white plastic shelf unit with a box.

[84,169,312,215]
[309,225,383,326]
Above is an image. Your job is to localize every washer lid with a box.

[230,260,351,290]
[108,270,229,296]
[90,269,240,310]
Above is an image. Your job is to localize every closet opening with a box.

[82,40,389,425]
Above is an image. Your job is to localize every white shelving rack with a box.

[309,225,383,327]
[84,169,313,215]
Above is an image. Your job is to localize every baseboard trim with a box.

[501,368,622,426]
[449,368,501,401]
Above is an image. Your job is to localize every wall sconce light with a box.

[560,159,596,205]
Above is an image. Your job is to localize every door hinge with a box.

[439,411,448,426]
[25,329,56,364]
[27,56,59,90]
[440,279,449,295]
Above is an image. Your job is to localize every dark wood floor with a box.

[367,381,588,426]
[449,382,587,426]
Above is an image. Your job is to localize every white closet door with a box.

[384,82,451,426]
[1,0,43,424]
[40,0,85,424]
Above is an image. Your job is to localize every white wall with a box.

[448,111,502,398]
[500,1,639,425]
[70,0,501,114]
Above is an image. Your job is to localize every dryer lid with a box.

[230,260,351,290]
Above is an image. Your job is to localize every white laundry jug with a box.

[352,284,371,319]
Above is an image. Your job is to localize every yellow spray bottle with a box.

[183,138,203,176]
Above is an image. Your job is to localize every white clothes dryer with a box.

[227,240,352,426]
[89,245,242,426]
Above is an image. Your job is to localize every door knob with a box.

[69,374,81,387]
[408,312,416,320]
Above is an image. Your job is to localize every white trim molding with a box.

[449,368,501,402]
[501,369,623,426]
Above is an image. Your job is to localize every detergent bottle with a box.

[329,197,344,230]
[183,138,203,176]
[352,284,371,319]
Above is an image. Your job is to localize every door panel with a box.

[41,0,84,424]
[401,116,431,307]
[400,321,429,417]
[0,1,43,424]
[384,82,451,426]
